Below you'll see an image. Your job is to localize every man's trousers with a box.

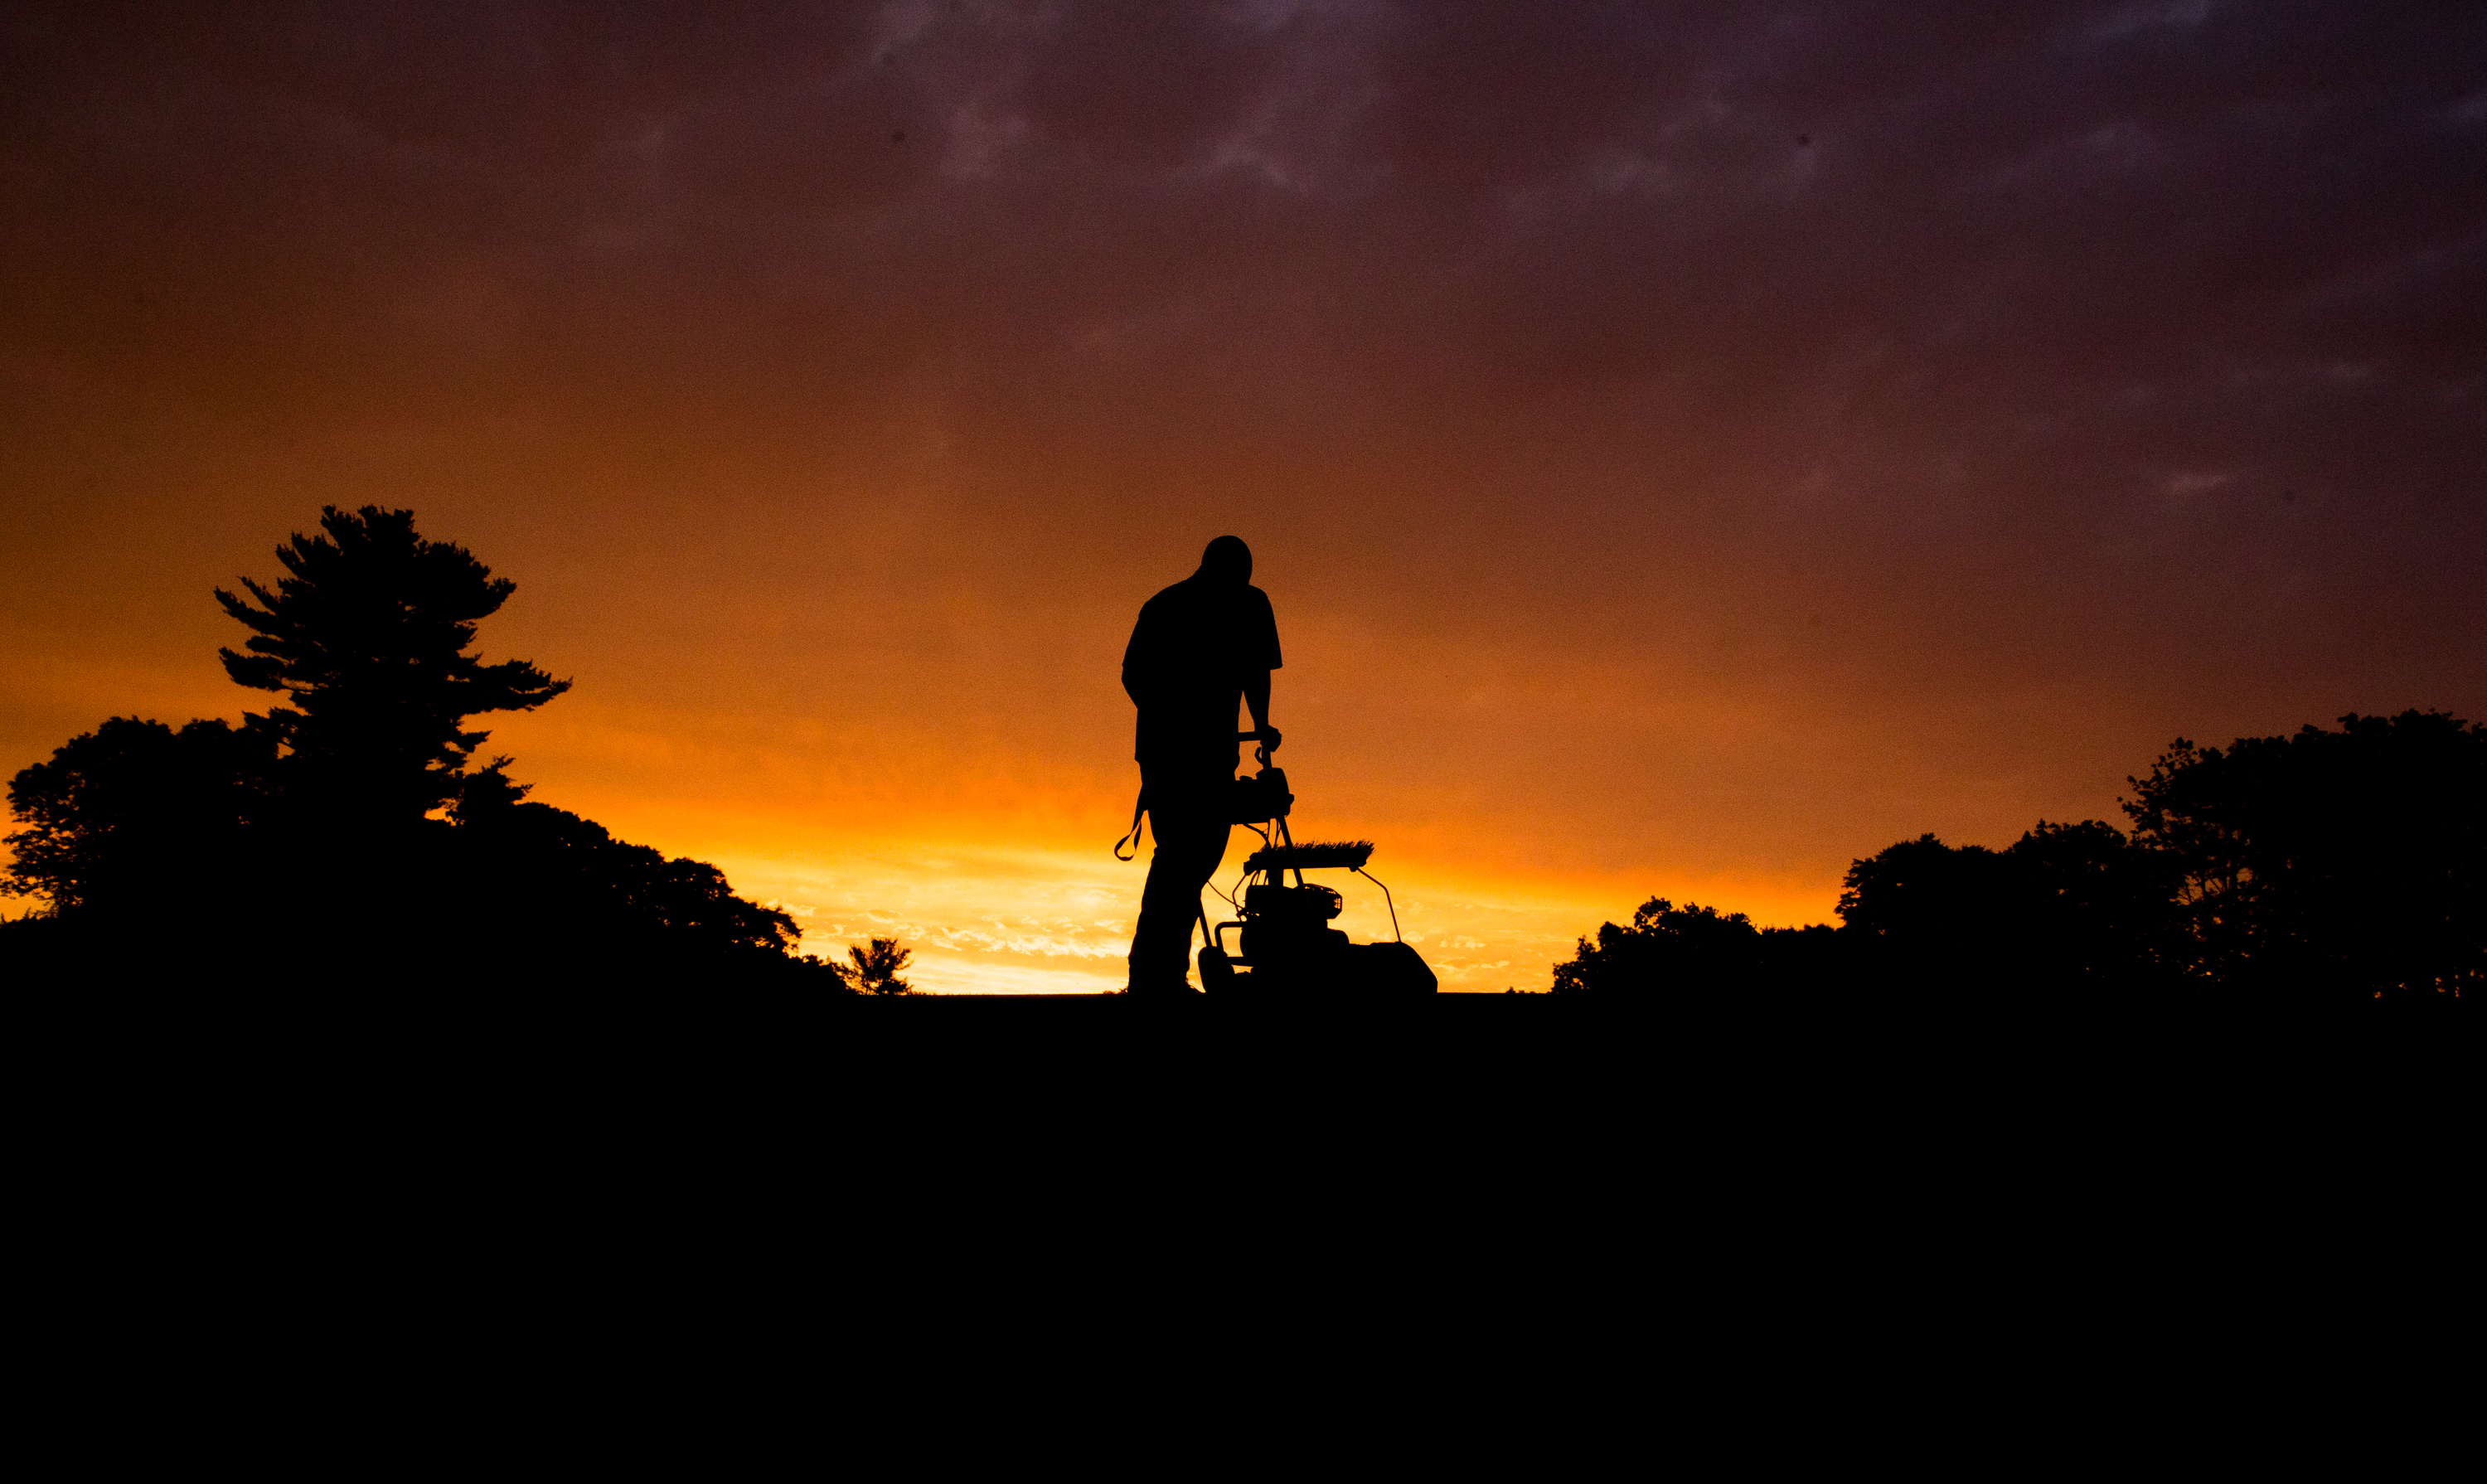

[1127,764,1234,992]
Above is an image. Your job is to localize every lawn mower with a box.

[1195,735,1437,998]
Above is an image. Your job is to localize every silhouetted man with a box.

[1122,536,1281,995]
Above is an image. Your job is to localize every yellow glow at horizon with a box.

[0,616,1854,991]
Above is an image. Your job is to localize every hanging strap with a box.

[1113,783,1148,861]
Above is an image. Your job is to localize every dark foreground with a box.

[9,965,2460,1283]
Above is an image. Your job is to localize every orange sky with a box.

[6,5,2483,989]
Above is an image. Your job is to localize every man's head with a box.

[1199,535,1253,585]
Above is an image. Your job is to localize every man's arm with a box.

[1244,670,1278,751]
[1122,604,1153,707]
[1244,588,1282,749]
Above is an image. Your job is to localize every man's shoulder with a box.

[1136,576,1273,632]
[1133,580,1192,629]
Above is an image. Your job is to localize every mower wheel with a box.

[1197,943,1238,994]
[1357,940,1439,996]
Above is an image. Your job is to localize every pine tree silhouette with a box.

[216,506,569,823]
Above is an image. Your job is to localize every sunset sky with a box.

[5,2,2482,990]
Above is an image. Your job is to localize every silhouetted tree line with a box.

[1554,710,2484,1001]
[2,507,888,992]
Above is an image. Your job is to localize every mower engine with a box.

[1239,880,1346,963]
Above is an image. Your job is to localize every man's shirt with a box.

[1122,575,1282,772]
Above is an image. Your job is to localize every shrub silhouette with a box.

[445,766,808,968]
[1551,897,1837,997]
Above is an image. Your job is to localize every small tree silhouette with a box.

[216,505,570,822]
[845,938,914,995]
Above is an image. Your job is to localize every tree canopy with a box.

[4,717,269,916]
[2123,710,2485,994]
[1554,710,2481,1000]
[7,506,875,993]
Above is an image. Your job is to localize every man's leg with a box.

[1128,774,1234,992]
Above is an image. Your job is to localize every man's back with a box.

[1123,573,1281,772]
